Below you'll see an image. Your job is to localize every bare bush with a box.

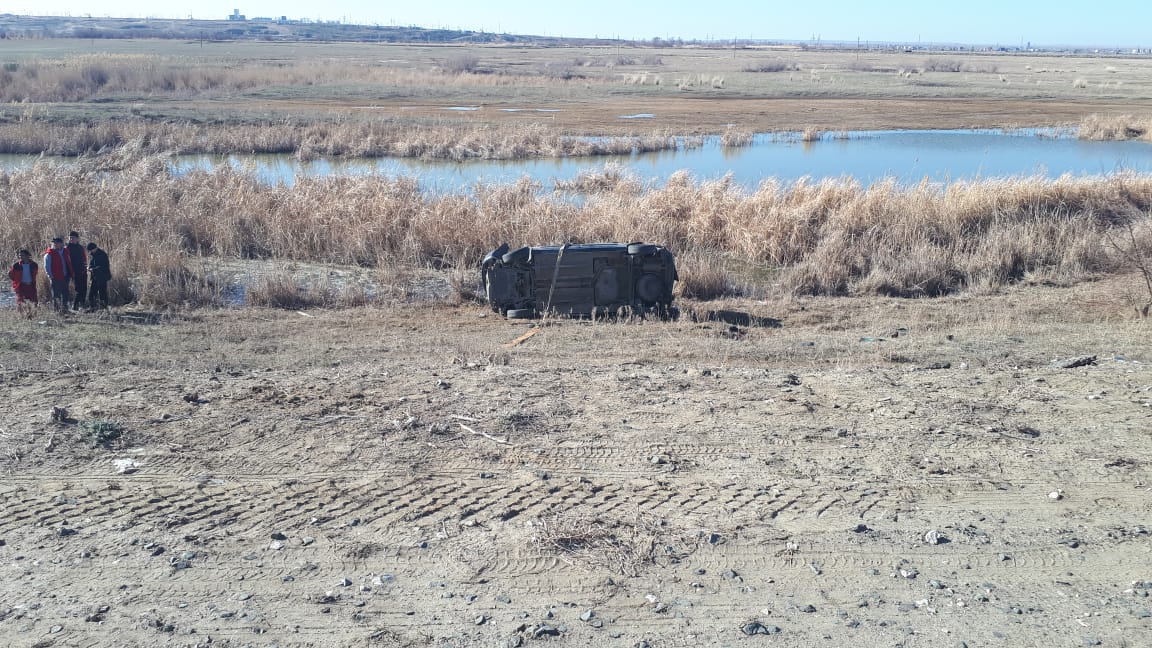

[442,55,481,74]
[1104,214,1152,316]
[923,58,963,72]
[742,60,799,73]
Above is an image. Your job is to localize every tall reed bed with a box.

[1078,113,1152,141]
[2,156,1150,305]
[0,120,690,160]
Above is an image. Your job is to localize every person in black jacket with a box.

[66,231,88,310]
[86,242,111,310]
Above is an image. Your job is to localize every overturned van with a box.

[481,242,678,319]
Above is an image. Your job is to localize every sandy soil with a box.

[213,97,1148,136]
[377,98,1149,134]
[1,277,1150,648]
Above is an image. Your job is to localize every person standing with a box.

[86,242,111,310]
[43,237,73,313]
[8,249,39,316]
[66,231,88,311]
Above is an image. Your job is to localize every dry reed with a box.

[1078,114,1152,141]
[720,127,755,148]
[3,154,1151,305]
[0,119,694,160]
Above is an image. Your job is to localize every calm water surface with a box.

[5,129,1152,193]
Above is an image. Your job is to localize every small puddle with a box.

[445,106,481,111]
[619,113,656,120]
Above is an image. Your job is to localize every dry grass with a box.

[1078,113,1152,141]
[0,52,619,104]
[530,509,697,576]
[3,153,1152,305]
[0,118,696,160]
[719,127,755,148]
[675,250,745,300]
[552,163,641,194]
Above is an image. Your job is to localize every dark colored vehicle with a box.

[481,242,678,319]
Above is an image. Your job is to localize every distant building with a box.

[228,9,245,21]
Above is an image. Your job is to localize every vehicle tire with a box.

[635,273,666,303]
[502,246,531,265]
[506,308,535,319]
[628,243,658,256]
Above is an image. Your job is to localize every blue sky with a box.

[10,1,1150,47]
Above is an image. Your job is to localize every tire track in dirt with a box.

[0,473,905,557]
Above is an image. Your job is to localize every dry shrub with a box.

[923,58,963,72]
[1078,114,1150,141]
[442,55,481,74]
[553,163,641,194]
[1102,214,1152,315]
[800,127,823,142]
[530,510,697,576]
[245,273,330,309]
[130,255,226,308]
[742,60,799,73]
[676,249,743,299]
[720,127,754,148]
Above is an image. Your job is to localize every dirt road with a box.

[1,281,1150,647]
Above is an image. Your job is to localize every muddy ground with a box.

[0,278,1150,648]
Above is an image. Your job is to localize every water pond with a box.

[3,129,1152,194]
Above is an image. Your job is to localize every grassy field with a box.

[2,40,1152,136]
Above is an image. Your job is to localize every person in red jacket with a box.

[42,237,73,313]
[8,249,39,316]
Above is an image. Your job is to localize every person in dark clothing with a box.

[86,242,111,310]
[43,237,72,313]
[66,231,88,310]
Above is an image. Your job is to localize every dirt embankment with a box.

[0,280,1150,647]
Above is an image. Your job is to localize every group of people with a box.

[8,232,112,315]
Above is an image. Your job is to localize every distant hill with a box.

[0,13,616,45]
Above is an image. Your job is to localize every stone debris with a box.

[112,458,140,474]
[741,621,781,635]
[1053,355,1097,369]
